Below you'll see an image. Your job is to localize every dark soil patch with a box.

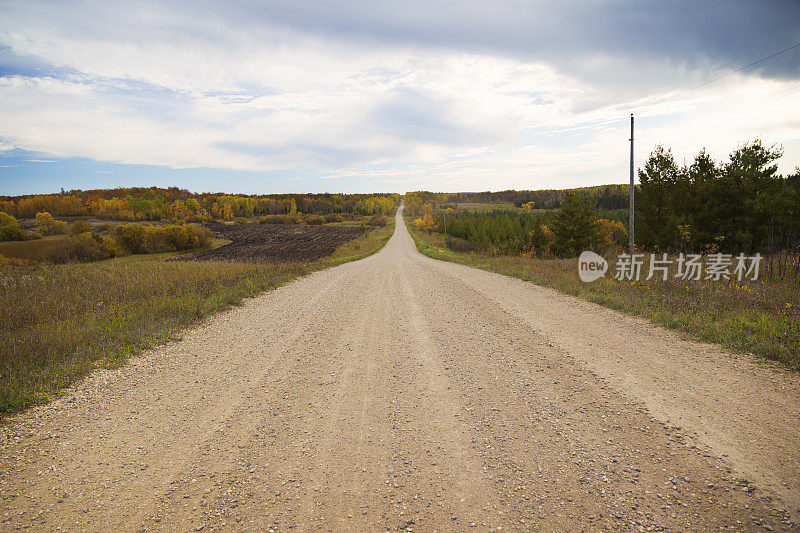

[176,222,368,262]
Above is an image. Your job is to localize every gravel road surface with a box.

[2,206,798,531]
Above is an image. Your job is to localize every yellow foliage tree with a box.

[415,203,435,233]
[594,218,628,249]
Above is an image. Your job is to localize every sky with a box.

[0,0,799,195]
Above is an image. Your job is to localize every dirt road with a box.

[2,206,799,531]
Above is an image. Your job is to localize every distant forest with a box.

[415,184,630,211]
[0,188,400,221]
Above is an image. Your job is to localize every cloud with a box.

[0,0,798,193]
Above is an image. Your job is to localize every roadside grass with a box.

[407,220,800,371]
[0,219,395,414]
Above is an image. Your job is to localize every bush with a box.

[45,233,116,263]
[93,222,114,233]
[260,213,304,224]
[368,214,388,226]
[260,214,291,224]
[0,212,27,242]
[324,213,344,223]
[445,236,479,253]
[35,212,68,236]
[304,214,325,225]
[594,218,628,250]
[69,220,92,235]
[114,223,145,253]
[114,223,213,254]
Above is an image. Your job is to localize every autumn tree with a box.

[594,218,628,250]
[414,203,435,233]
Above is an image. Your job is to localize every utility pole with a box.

[444,210,447,240]
[629,113,635,257]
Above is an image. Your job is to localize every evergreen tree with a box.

[636,145,682,251]
[722,141,783,253]
[550,193,599,257]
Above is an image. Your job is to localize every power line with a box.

[689,42,800,92]
[771,84,800,96]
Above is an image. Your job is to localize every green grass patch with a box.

[407,218,800,371]
[0,220,395,414]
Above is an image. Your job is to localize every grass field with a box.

[0,218,394,413]
[455,202,521,212]
[407,219,800,371]
[453,202,558,215]
[0,236,72,263]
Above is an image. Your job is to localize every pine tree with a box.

[550,193,598,257]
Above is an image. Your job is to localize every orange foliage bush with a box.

[36,212,68,236]
[114,223,212,254]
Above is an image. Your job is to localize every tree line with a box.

[407,140,800,268]
[636,140,799,256]
[410,197,627,256]
[405,185,630,214]
[0,188,399,222]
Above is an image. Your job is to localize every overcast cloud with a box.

[0,0,798,194]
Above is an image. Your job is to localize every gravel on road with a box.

[1,206,798,531]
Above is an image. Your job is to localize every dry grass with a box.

[408,221,800,371]
[0,236,72,263]
[0,219,395,413]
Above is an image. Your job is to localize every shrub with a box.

[260,213,304,224]
[93,222,114,233]
[69,220,92,235]
[114,223,146,253]
[445,236,479,253]
[45,233,116,263]
[594,218,628,250]
[260,214,291,224]
[142,225,169,253]
[304,214,325,225]
[324,213,344,223]
[368,214,388,226]
[114,223,212,254]
[0,212,27,242]
[36,212,68,236]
